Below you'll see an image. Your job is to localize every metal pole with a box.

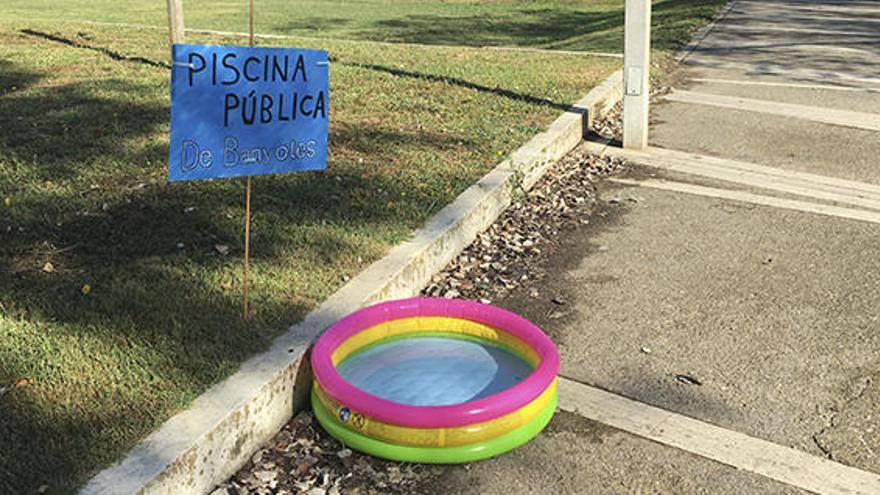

[623,0,651,150]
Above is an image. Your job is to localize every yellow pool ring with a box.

[312,378,557,448]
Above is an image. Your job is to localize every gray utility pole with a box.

[167,0,186,45]
[623,0,651,150]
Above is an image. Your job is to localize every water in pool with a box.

[336,337,533,406]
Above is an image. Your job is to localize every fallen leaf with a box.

[387,466,402,483]
[0,377,34,397]
[675,374,702,386]
[14,377,34,387]
[42,261,54,273]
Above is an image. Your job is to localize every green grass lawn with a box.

[6,0,725,53]
[0,1,725,493]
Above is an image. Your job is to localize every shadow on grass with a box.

[0,59,45,93]
[0,81,167,184]
[335,59,576,112]
[281,16,353,32]
[275,0,725,54]
[0,54,472,493]
[275,8,622,50]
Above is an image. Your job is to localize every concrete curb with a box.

[81,70,624,495]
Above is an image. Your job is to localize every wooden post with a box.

[623,0,651,150]
[243,176,252,319]
[249,0,255,46]
[166,0,185,45]
[242,0,255,320]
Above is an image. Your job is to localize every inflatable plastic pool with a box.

[310,297,560,463]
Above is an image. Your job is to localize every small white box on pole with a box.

[623,0,651,150]
[625,67,643,96]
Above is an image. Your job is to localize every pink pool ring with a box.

[310,297,559,463]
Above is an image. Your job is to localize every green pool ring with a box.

[311,388,557,464]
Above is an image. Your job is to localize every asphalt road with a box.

[653,0,880,184]
[420,411,803,494]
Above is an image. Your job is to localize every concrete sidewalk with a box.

[421,1,880,493]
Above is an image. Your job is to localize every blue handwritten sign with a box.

[168,44,328,182]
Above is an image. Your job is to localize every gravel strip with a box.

[593,101,623,142]
[423,146,625,303]
[213,411,441,495]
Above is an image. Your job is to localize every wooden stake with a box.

[249,0,255,46]
[243,0,255,320]
[166,0,185,45]
[243,176,252,319]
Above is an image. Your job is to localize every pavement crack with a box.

[811,374,874,461]
[812,432,836,461]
